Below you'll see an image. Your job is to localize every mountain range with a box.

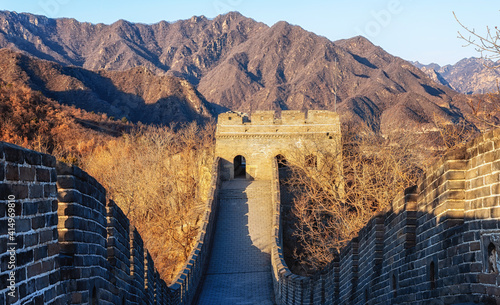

[413,58,500,95]
[0,10,487,134]
[0,48,214,124]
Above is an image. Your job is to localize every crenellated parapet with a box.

[216,110,341,180]
[3,125,500,304]
[217,110,339,136]
[0,142,221,305]
[271,129,500,304]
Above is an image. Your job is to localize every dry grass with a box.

[82,123,215,282]
[0,80,216,282]
[284,125,424,274]
[0,80,129,163]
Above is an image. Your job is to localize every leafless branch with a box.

[454,11,500,67]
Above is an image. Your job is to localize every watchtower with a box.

[215,110,341,180]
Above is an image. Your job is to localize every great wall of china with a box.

[1,110,499,304]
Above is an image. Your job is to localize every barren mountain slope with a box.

[0,10,473,133]
[0,49,214,124]
[414,58,500,94]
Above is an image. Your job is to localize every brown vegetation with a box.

[454,11,500,128]
[0,11,470,135]
[284,125,426,274]
[0,80,129,162]
[0,79,215,282]
[82,123,215,282]
[0,49,214,126]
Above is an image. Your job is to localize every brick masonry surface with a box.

[2,123,500,304]
[271,129,500,304]
[0,142,221,305]
[215,110,341,181]
[196,179,274,304]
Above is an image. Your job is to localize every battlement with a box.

[0,142,221,305]
[218,110,339,126]
[215,110,341,180]
[4,123,500,304]
[271,129,500,304]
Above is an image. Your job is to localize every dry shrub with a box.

[0,80,216,283]
[431,114,477,152]
[286,125,423,274]
[0,80,128,163]
[0,81,53,150]
[82,122,215,282]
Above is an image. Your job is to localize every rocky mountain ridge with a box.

[414,58,500,94]
[0,10,478,133]
[0,48,214,124]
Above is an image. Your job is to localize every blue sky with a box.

[0,0,498,65]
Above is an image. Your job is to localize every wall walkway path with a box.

[196,179,275,305]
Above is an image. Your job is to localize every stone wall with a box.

[215,110,341,180]
[0,143,60,305]
[0,142,221,304]
[271,129,500,304]
[167,157,221,305]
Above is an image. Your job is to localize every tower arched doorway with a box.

[276,154,288,168]
[234,155,246,178]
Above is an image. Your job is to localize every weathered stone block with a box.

[24,150,42,166]
[19,166,35,182]
[3,144,24,163]
[44,184,58,198]
[29,184,44,199]
[56,175,76,189]
[40,229,55,243]
[32,215,46,230]
[17,249,34,266]
[24,232,38,247]
[41,154,56,167]
[57,190,82,203]
[23,201,38,216]
[36,168,51,182]
[5,164,19,181]
[16,218,31,233]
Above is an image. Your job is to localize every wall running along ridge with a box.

[271,129,500,304]
[0,141,221,304]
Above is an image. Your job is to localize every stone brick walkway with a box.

[196,179,275,305]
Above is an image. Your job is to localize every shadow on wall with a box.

[273,187,500,304]
[270,131,500,305]
[0,142,221,305]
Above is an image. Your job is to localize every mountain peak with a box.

[415,57,500,94]
[189,15,207,23]
[219,11,244,19]
[336,35,375,49]
[111,19,133,27]
[0,10,472,134]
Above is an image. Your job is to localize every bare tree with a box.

[454,12,500,63]
[431,114,477,150]
[284,125,423,273]
[82,122,215,282]
[454,11,500,129]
